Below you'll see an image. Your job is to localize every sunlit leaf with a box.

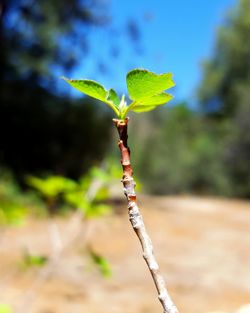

[131,106,156,113]
[0,203,26,225]
[85,203,111,218]
[62,77,120,116]
[22,252,48,268]
[62,77,108,101]
[94,187,109,201]
[27,176,77,198]
[107,89,120,107]
[89,250,112,278]
[139,92,173,106]
[129,93,173,113]
[62,68,175,119]
[126,69,175,101]
[63,190,87,208]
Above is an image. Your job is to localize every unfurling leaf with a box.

[126,69,175,101]
[107,89,120,107]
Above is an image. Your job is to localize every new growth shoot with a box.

[62,69,175,120]
[62,68,178,313]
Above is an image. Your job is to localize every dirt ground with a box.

[0,195,250,313]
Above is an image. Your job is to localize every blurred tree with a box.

[198,0,250,197]
[133,104,232,195]
[0,0,109,84]
[198,0,250,117]
[0,83,111,177]
[0,0,138,178]
[224,87,250,197]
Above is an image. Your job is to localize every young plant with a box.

[62,69,178,313]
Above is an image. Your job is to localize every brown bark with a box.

[113,117,179,313]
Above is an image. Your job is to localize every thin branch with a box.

[113,117,179,313]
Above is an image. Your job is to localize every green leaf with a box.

[89,251,112,278]
[63,190,88,209]
[85,203,111,218]
[0,203,26,226]
[27,175,77,198]
[21,251,48,269]
[62,69,175,119]
[0,304,12,313]
[107,89,120,107]
[23,253,48,268]
[139,92,173,106]
[94,187,109,202]
[62,77,120,117]
[125,92,173,115]
[126,69,175,101]
[62,77,108,102]
[131,106,157,113]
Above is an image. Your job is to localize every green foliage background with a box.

[0,0,250,200]
[131,105,233,196]
[124,0,250,198]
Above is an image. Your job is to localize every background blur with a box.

[0,0,250,312]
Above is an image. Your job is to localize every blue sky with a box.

[70,0,236,104]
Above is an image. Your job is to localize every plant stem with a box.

[113,117,179,313]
